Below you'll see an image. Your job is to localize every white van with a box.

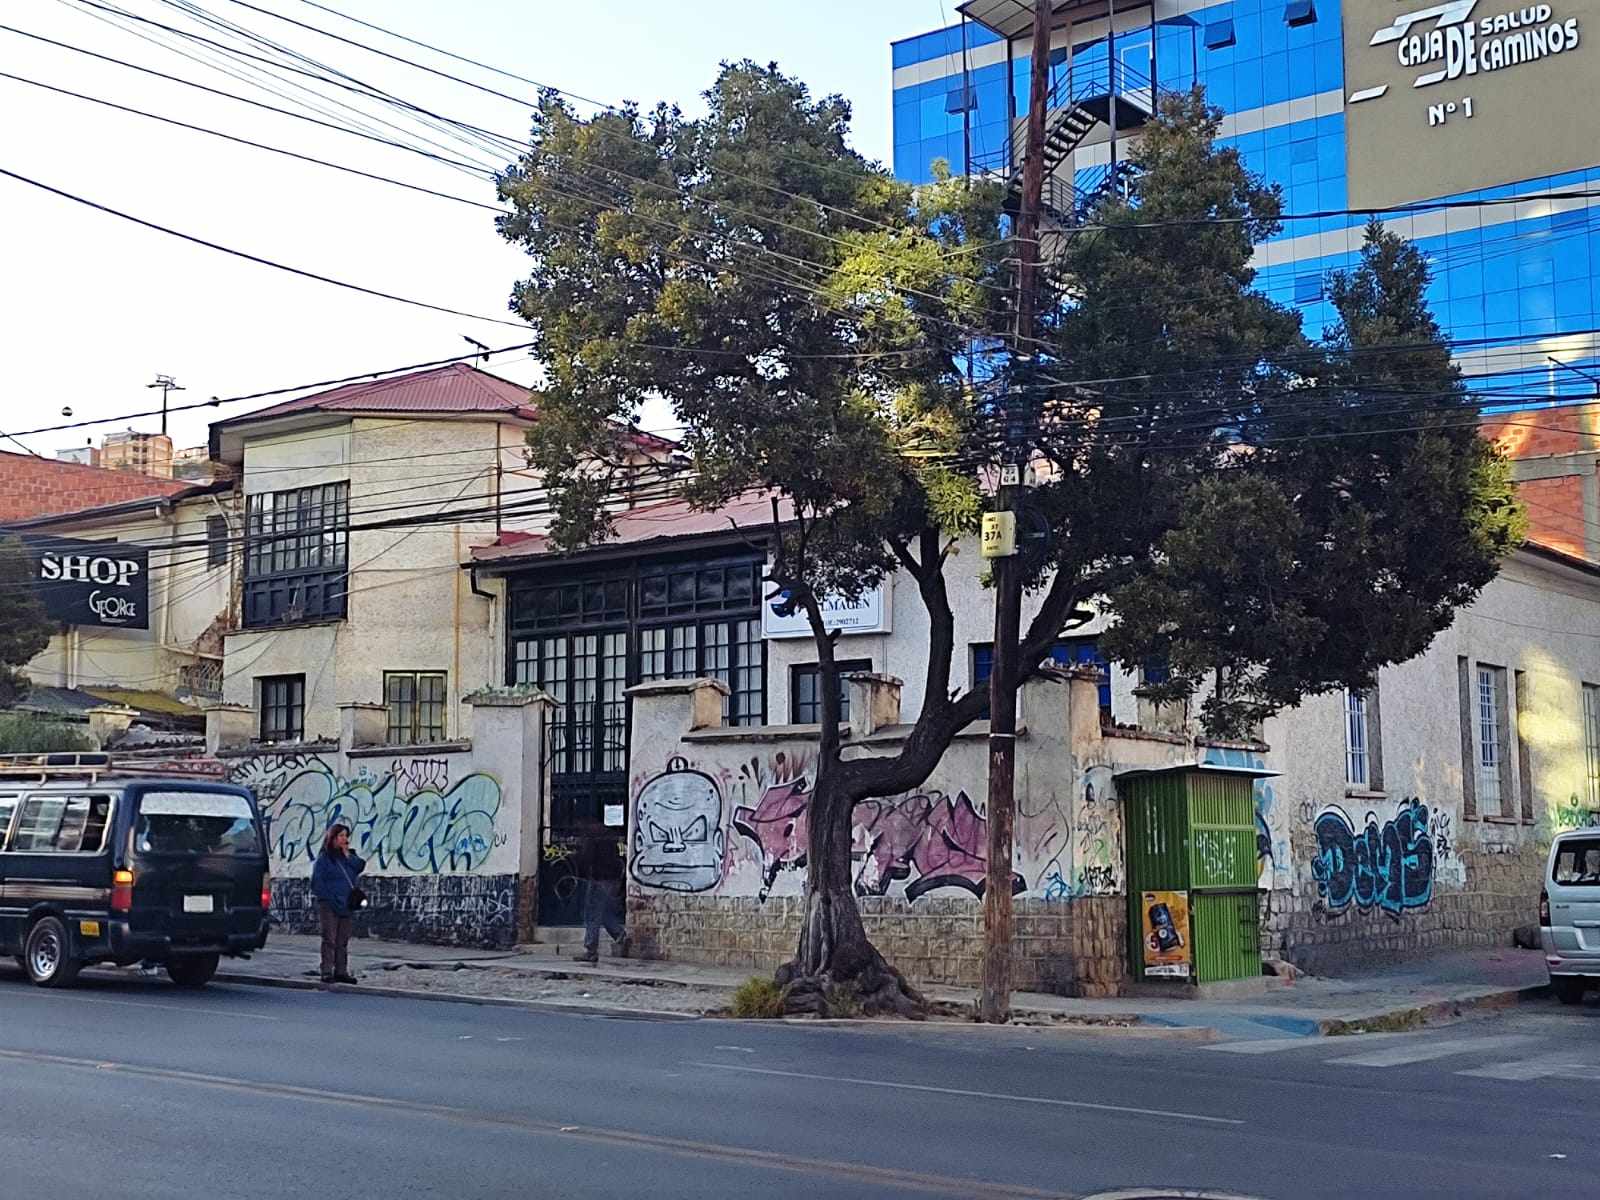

[1541,829,1600,1004]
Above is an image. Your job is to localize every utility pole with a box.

[146,374,184,435]
[980,0,1054,1025]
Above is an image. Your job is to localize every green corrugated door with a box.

[1187,772,1260,983]
[1122,772,1191,982]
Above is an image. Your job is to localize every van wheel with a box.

[1554,977,1589,1005]
[25,917,82,988]
[166,954,220,989]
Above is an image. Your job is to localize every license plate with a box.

[79,920,101,938]
[183,894,214,914]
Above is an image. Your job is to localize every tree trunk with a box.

[774,770,927,1019]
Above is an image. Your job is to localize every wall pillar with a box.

[339,702,387,750]
[85,705,138,749]
[463,687,553,941]
[203,703,254,754]
[846,671,903,739]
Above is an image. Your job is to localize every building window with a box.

[1477,665,1508,816]
[1345,689,1369,787]
[1284,0,1316,27]
[974,637,1111,719]
[259,674,305,743]
[385,671,447,745]
[206,514,230,568]
[1584,684,1600,809]
[1203,19,1236,49]
[792,659,872,724]
[243,482,349,627]
[944,84,977,113]
[1293,273,1323,304]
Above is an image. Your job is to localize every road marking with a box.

[688,1062,1244,1126]
[1203,1035,1403,1055]
[3,989,281,1022]
[1457,1052,1600,1081]
[0,1046,1070,1199]
[1327,1035,1535,1068]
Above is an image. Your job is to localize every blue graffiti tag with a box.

[1311,800,1435,920]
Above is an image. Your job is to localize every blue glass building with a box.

[891,0,1600,403]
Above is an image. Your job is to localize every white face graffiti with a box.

[630,764,725,893]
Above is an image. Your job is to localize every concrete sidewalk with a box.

[216,929,1554,1036]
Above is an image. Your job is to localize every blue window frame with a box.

[944,84,977,114]
[1204,19,1236,50]
[974,638,1112,717]
[1284,0,1316,27]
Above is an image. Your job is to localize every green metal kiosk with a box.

[1119,762,1276,987]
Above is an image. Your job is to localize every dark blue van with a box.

[0,758,271,988]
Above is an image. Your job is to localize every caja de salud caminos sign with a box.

[1343,1,1593,208]
[16,533,150,630]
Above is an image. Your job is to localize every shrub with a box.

[730,975,785,1019]
[0,713,95,754]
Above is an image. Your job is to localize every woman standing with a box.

[311,825,365,984]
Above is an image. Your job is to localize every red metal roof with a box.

[224,363,541,424]
[473,492,788,564]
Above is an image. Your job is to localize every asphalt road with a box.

[0,962,1595,1199]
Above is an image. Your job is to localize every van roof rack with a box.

[0,751,113,782]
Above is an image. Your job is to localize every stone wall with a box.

[629,892,1129,997]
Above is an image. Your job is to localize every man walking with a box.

[575,838,627,964]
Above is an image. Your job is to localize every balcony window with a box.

[243,482,349,627]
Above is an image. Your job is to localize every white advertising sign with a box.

[761,578,892,639]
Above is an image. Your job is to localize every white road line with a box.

[1458,1052,1600,1081]
[689,1062,1244,1126]
[1328,1035,1535,1068]
[3,989,281,1022]
[1204,1034,1403,1055]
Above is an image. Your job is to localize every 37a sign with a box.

[16,534,150,630]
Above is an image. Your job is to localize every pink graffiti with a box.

[732,780,1023,903]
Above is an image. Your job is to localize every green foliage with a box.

[0,713,93,754]
[730,975,785,1019]
[0,535,51,708]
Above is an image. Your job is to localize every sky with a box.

[0,0,950,457]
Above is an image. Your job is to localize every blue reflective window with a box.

[1285,0,1316,27]
[1205,19,1237,50]
[945,84,977,114]
[1293,273,1323,303]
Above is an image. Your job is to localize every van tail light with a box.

[1539,889,1551,927]
[112,869,134,912]
[261,875,273,912]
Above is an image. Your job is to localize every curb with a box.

[1316,982,1551,1036]
[213,970,701,1021]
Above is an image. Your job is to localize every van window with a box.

[0,795,18,847]
[1553,838,1600,886]
[10,795,113,853]
[135,792,261,857]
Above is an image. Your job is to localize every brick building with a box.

[0,449,190,523]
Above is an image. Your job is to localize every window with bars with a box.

[1584,684,1600,809]
[243,482,349,627]
[791,659,872,724]
[637,617,764,725]
[259,674,305,743]
[384,671,447,744]
[513,633,629,775]
[1345,688,1369,788]
[1477,665,1507,816]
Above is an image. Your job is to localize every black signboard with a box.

[15,533,151,630]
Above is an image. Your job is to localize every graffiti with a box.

[234,758,504,875]
[1429,807,1455,862]
[725,774,1023,903]
[543,842,575,865]
[630,758,727,893]
[1202,745,1286,889]
[1552,794,1600,833]
[226,752,324,805]
[393,757,449,795]
[1310,799,1435,920]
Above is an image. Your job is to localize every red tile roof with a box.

[472,492,788,563]
[0,451,191,523]
[225,363,541,424]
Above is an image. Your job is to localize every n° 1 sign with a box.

[18,533,150,630]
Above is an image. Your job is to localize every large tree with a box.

[499,71,1520,1015]
[0,534,51,708]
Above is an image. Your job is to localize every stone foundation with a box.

[1263,844,1544,975]
[273,874,522,949]
[626,890,1129,997]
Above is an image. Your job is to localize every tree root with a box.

[775,955,927,1021]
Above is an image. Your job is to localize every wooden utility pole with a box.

[980,0,1054,1025]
